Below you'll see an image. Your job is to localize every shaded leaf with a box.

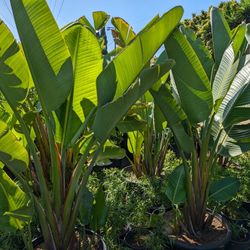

[209,177,240,202]
[0,120,28,173]
[165,165,186,205]
[0,20,30,108]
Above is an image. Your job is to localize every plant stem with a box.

[62,137,96,235]
[63,141,104,248]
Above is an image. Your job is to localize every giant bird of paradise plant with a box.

[0,0,183,249]
[152,7,250,239]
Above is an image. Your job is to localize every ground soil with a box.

[34,233,103,250]
[177,216,227,245]
[123,228,152,249]
[165,211,228,246]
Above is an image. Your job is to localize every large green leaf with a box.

[211,7,232,66]
[127,131,144,156]
[10,0,73,111]
[217,123,250,157]
[218,62,250,128]
[93,61,174,142]
[165,29,213,123]
[150,85,193,153]
[96,141,126,166]
[97,6,183,106]
[209,177,240,202]
[180,26,213,79]
[93,11,110,31]
[212,61,250,157]
[231,23,246,57]
[0,20,29,108]
[77,16,95,34]
[90,188,108,230]
[0,168,29,232]
[63,24,103,120]
[212,44,238,103]
[165,165,186,205]
[0,120,28,173]
[79,187,94,226]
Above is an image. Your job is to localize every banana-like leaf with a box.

[96,141,126,166]
[137,15,160,36]
[0,20,29,108]
[93,11,110,31]
[218,62,250,128]
[0,168,29,232]
[4,206,32,223]
[97,6,183,106]
[63,24,103,121]
[165,165,186,205]
[165,29,213,123]
[180,26,213,79]
[211,7,232,66]
[150,51,171,92]
[93,61,175,142]
[231,23,246,56]
[150,85,193,153]
[212,61,250,156]
[0,120,28,173]
[127,131,144,156]
[216,122,250,157]
[79,187,94,226]
[90,188,108,231]
[212,44,238,103]
[111,17,136,47]
[57,23,104,146]
[77,16,96,34]
[10,0,73,111]
[209,177,240,202]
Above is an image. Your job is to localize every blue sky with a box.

[1,0,223,49]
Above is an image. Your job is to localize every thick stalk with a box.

[34,198,56,250]
[60,93,73,199]
[44,111,62,219]
[32,119,49,175]
[63,143,103,248]
[187,122,199,207]
[175,138,196,230]
[62,137,96,234]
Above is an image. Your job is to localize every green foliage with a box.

[165,165,186,205]
[0,121,29,173]
[183,0,250,51]
[0,1,182,249]
[87,150,180,249]
[0,230,24,250]
[209,177,240,202]
[213,153,250,205]
[0,169,30,232]
[153,6,250,237]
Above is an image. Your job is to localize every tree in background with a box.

[184,0,250,51]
